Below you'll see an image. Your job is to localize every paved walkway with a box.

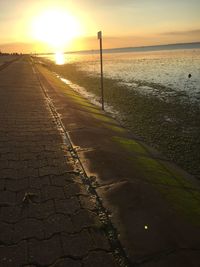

[0,57,119,267]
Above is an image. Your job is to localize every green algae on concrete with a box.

[159,160,199,190]
[103,123,126,133]
[162,186,200,226]
[112,136,147,154]
[111,134,200,225]
[135,156,178,186]
[92,113,115,123]
[134,155,200,225]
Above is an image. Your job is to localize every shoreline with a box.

[36,57,200,179]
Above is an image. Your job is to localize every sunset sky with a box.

[0,0,200,53]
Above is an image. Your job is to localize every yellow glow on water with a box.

[55,52,65,65]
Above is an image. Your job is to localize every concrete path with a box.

[36,60,200,267]
[0,57,120,267]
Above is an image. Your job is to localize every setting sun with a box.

[55,51,65,65]
[32,8,82,50]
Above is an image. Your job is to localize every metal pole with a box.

[98,31,104,110]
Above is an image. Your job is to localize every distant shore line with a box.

[36,41,200,56]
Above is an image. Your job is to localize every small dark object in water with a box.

[188,73,192,78]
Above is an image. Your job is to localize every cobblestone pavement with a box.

[0,57,120,267]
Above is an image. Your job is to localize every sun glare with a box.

[32,9,82,50]
[55,52,65,65]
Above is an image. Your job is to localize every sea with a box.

[41,42,200,104]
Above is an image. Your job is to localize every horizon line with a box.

[1,41,200,55]
[34,41,200,55]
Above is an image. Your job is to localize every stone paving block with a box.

[55,197,80,215]
[83,251,118,267]
[28,145,46,153]
[89,228,110,251]
[27,159,48,169]
[18,167,39,178]
[64,182,88,198]
[16,188,42,204]
[37,151,58,160]
[8,160,28,169]
[51,174,71,186]
[58,164,71,174]
[43,185,65,200]
[0,240,28,267]
[0,168,18,179]
[0,205,28,223]
[29,177,42,189]
[45,144,60,152]
[40,175,51,186]
[5,177,29,192]
[0,222,13,244]
[71,209,100,231]
[1,153,20,161]
[0,178,5,190]
[28,200,55,219]
[14,147,29,153]
[49,158,67,167]
[61,230,93,258]
[79,195,97,211]
[44,213,74,238]
[0,191,16,204]
[29,234,62,266]
[0,160,9,169]
[39,166,60,176]
[0,147,11,153]
[13,218,44,243]
[29,175,50,189]
[20,153,36,161]
[52,258,82,267]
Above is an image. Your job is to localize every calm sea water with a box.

[42,47,200,104]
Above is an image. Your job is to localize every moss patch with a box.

[103,124,126,133]
[112,134,200,224]
[162,187,200,225]
[92,113,115,123]
[134,155,200,225]
[112,136,147,154]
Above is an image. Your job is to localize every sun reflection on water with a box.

[55,52,65,65]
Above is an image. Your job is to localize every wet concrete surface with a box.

[36,60,200,267]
